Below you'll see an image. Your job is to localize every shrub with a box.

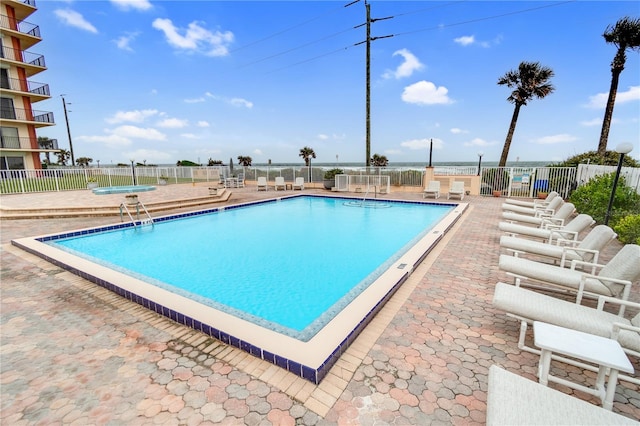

[613,214,640,244]
[547,150,640,168]
[324,168,344,180]
[569,173,640,225]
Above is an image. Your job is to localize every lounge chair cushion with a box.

[486,365,639,425]
[498,214,594,242]
[492,282,640,353]
[591,244,640,298]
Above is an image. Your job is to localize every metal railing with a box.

[0,14,41,38]
[1,76,49,96]
[0,45,46,68]
[0,107,54,124]
[479,167,577,198]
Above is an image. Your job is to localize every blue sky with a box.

[34,0,639,165]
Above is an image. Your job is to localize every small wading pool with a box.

[12,194,467,383]
[92,185,156,195]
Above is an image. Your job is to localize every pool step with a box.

[0,190,232,220]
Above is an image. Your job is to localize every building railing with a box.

[0,14,41,38]
[0,45,46,68]
[1,76,49,97]
[0,107,54,124]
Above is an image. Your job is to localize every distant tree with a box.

[370,154,388,167]
[237,155,252,166]
[177,160,199,166]
[299,146,316,166]
[76,157,93,167]
[38,136,55,165]
[56,149,71,166]
[597,16,640,156]
[548,150,640,168]
[497,61,555,167]
[208,158,223,166]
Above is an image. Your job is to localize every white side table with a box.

[533,321,634,410]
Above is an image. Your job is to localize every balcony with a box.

[0,14,41,49]
[4,0,37,22]
[0,107,54,127]
[1,76,50,102]
[0,45,45,77]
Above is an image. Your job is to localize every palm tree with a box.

[370,153,388,167]
[497,61,555,167]
[56,149,71,166]
[38,136,55,165]
[299,146,316,166]
[597,16,640,157]
[237,155,252,166]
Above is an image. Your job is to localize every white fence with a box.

[478,167,577,198]
[334,175,390,194]
[576,164,640,194]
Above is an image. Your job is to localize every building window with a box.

[1,97,16,120]
[1,156,25,170]
[0,127,20,148]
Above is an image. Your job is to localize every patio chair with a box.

[501,203,576,227]
[500,224,617,266]
[498,244,640,311]
[498,213,595,243]
[236,173,245,188]
[423,181,440,199]
[493,282,640,358]
[447,181,465,200]
[501,196,563,216]
[257,176,268,191]
[486,365,639,425]
[293,177,304,190]
[274,176,286,191]
[503,191,559,208]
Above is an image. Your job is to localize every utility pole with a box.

[61,95,75,166]
[355,1,393,167]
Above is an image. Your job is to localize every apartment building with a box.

[1,0,55,170]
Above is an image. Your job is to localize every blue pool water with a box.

[49,196,452,340]
[92,185,156,194]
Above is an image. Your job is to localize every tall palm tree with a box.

[597,16,640,157]
[237,155,252,166]
[497,61,555,167]
[299,146,316,166]
[37,136,54,165]
[370,153,388,167]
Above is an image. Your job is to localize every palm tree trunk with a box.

[499,103,521,167]
[597,67,621,157]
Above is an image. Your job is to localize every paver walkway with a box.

[2,185,639,424]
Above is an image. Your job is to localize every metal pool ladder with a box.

[120,199,154,228]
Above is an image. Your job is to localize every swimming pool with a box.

[92,185,156,195]
[13,194,466,383]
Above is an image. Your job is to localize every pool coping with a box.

[11,194,467,384]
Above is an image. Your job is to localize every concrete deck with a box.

[1,184,639,424]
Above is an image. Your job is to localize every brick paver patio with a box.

[1,185,638,424]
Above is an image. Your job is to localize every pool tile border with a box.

[12,194,466,385]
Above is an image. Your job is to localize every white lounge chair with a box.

[501,203,576,227]
[293,177,304,190]
[492,282,640,359]
[274,176,286,191]
[499,244,640,310]
[500,224,617,265]
[257,176,268,191]
[423,181,440,199]
[486,365,638,425]
[498,214,595,243]
[236,173,245,188]
[503,191,559,208]
[447,181,465,200]
[501,196,563,216]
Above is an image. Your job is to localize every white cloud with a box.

[125,149,173,163]
[54,9,98,33]
[109,125,167,141]
[463,138,495,147]
[76,134,131,147]
[402,81,453,105]
[157,118,188,128]
[114,32,139,51]
[229,98,253,108]
[152,18,234,57]
[382,49,424,79]
[180,133,198,139]
[533,134,578,145]
[106,109,159,124]
[586,86,640,109]
[253,149,264,156]
[317,134,329,140]
[400,138,444,150]
[450,128,468,134]
[184,97,206,103]
[580,118,601,127]
[197,121,210,127]
[110,0,153,11]
[454,35,475,46]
